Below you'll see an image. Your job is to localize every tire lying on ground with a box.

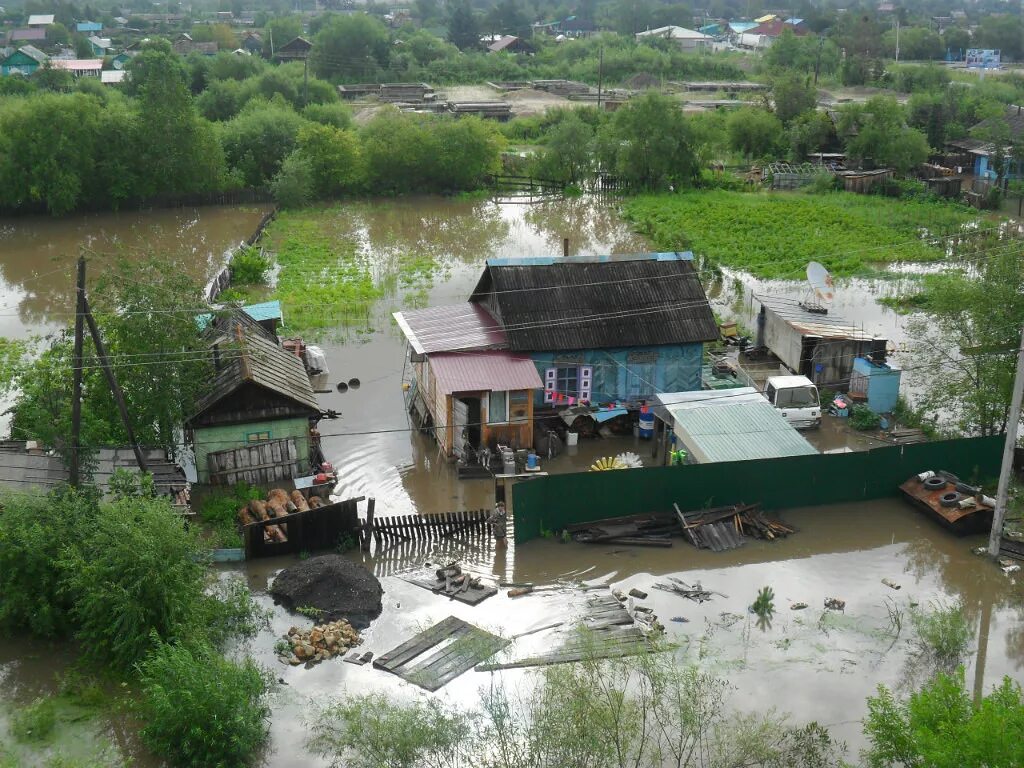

[270,554,383,628]
[940,491,962,508]
[922,476,947,491]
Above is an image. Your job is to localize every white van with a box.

[764,375,821,428]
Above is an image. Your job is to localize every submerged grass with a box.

[623,190,977,279]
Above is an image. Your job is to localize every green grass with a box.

[623,190,978,279]
[196,483,263,549]
[11,696,57,743]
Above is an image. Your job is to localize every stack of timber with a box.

[1000,532,1024,562]
[447,101,512,119]
[379,82,434,102]
[652,577,719,603]
[531,79,591,96]
[241,493,362,559]
[337,83,379,99]
[674,502,794,552]
[569,511,680,547]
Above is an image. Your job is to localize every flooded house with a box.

[187,312,321,484]
[754,295,884,390]
[395,252,718,457]
[394,303,544,457]
[471,253,718,406]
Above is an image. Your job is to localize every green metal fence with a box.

[511,435,1004,543]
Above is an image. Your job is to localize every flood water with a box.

[0,196,1017,767]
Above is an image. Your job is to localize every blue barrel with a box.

[638,411,655,438]
[526,452,538,470]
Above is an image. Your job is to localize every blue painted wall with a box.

[977,154,1024,180]
[530,343,704,406]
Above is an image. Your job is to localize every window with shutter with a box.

[544,367,557,403]
[579,366,592,401]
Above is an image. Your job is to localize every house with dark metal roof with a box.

[186,312,320,483]
[471,253,718,407]
[393,252,717,457]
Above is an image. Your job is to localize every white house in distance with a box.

[27,13,55,27]
[636,25,713,53]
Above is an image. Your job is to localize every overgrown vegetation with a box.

[10,697,57,743]
[137,641,273,768]
[229,246,272,286]
[624,191,976,279]
[197,483,264,549]
[910,600,972,672]
[864,668,1024,768]
[0,488,272,766]
[310,637,848,767]
[849,404,882,431]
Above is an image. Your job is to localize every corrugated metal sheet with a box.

[394,303,506,354]
[667,399,817,463]
[756,296,874,341]
[50,59,103,71]
[196,300,281,331]
[471,253,719,352]
[430,351,542,395]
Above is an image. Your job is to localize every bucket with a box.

[566,431,579,446]
[526,453,538,470]
[638,411,655,438]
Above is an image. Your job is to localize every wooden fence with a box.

[205,208,278,302]
[370,509,491,543]
[207,437,305,486]
[244,497,361,559]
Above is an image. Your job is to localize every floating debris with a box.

[882,578,901,590]
[652,577,721,603]
[824,597,846,611]
[790,602,808,610]
[628,588,648,599]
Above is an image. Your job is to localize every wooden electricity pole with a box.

[69,255,87,486]
[988,324,1024,557]
[83,297,149,475]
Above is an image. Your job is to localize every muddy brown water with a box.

[1,197,1018,766]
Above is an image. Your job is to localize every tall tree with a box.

[447,0,480,50]
[838,96,930,174]
[312,13,390,79]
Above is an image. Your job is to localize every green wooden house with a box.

[187,312,320,484]
[1,45,47,76]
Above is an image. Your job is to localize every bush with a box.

[59,497,211,670]
[137,641,272,768]
[229,247,271,286]
[11,696,57,742]
[850,404,881,430]
[196,483,263,549]
[271,152,315,209]
[0,488,95,637]
[911,600,971,670]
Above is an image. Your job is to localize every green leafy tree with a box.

[447,0,480,50]
[219,97,308,186]
[295,122,364,197]
[533,112,596,184]
[788,110,834,161]
[360,110,437,192]
[763,29,839,76]
[598,91,699,190]
[271,151,315,208]
[430,115,504,190]
[839,96,930,174]
[264,15,303,56]
[312,13,390,80]
[975,15,1023,61]
[727,106,784,160]
[881,26,943,61]
[908,242,1024,436]
[31,62,74,92]
[864,668,1024,768]
[127,42,226,197]
[771,73,818,126]
[942,27,971,56]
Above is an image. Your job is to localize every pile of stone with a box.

[280,619,360,666]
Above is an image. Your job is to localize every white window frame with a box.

[544,365,593,404]
[487,390,509,424]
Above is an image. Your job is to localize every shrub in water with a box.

[0,488,95,637]
[228,247,271,286]
[911,600,972,670]
[59,497,211,670]
[11,696,57,742]
[137,641,272,768]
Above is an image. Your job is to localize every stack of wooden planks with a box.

[674,503,794,552]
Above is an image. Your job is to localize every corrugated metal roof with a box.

[666,398,817,463]
[50,59,103,70]
[197,300,282,331]
[190,311,318,422]
[430,351,542,395]
[101,69,126,84]
[27,14,55,25]
[9,29,47,41]
[394,303,506,354]
[472,253,719,352]
[756,295,875,341]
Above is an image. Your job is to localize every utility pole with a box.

[303,55,309,107]
[83,298,149,475]
[596,45,603,111]
[988,323,1024,557]
[894,20,900,62]
[69,255,86,487]
[814,35,825,85]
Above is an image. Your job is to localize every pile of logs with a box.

[236,488,326,543]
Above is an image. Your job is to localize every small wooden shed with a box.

[188,312,320,483]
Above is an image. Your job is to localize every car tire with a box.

[940,491,962,508]
[922,476,947,491]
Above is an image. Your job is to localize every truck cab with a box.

[764,375,821,428]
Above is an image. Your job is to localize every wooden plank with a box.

[374,616,467,671]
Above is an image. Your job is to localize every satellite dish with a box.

[806,262,835,303]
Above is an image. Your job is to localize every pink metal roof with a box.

[50,59,103,70]
[430,351,542,395]
[393,302,507,354]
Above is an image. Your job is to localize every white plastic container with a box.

[566,431,579,446]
